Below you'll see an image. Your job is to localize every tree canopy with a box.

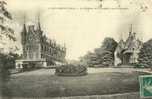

[80,37,118,67]
[0,1,16,85]
[138,39,152,67]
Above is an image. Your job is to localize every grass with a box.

[3,70,150,98]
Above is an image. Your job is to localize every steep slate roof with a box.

[115,32,142,54]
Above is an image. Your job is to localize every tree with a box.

[93,37,117,67]
[0,1,16,96]
[80,51,97,67]
[138,39,152,67]
[80,37,117,67]
[100,37,118,53]
[0,1,15,41]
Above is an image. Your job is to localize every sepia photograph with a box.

[1,0,152,99]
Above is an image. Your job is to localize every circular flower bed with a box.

[55,64,87,76]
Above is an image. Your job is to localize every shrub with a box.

[0,52,20,81]
[131,63,145,68]
[0,53,11,82]
[55,64,87,76]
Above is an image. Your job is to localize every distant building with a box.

[114,25,143,66]
[15,20,66,69]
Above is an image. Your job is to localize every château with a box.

[15,20,66,69]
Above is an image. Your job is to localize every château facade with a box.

[16,21,66,69]
[114,25,143,66]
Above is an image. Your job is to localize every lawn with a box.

[3,69,150,98]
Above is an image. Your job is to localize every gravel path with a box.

[12,68,151,77]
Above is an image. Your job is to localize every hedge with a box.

[55,64,87,76]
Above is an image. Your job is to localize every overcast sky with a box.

[5,0,152,60]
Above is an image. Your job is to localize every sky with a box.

[4,0,152,60]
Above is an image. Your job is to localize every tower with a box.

[129,24,133,37]
[36,12,43,42]
[21,15,27,45]
[37,13,41,31]
[21,15,27,58]
[36,11,42,32]
[129,24,133,33]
